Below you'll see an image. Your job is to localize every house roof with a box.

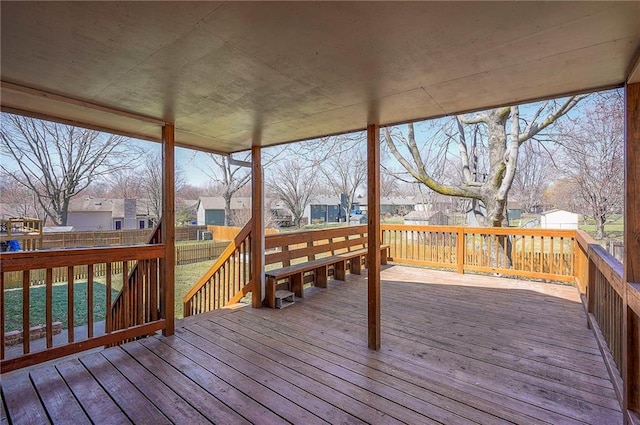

[541,208,578,216]
[198,197,250,210]
[2,2,638,154]
[403,211,430,221]
[68,198,154,217]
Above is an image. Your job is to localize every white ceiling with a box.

[1,2,639,153]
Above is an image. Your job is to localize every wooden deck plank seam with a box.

[237,304,618,425]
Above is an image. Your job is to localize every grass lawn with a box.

[174,260,218,319]
[4,282,119,332]
[580,219,624,240]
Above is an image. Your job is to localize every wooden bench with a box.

[264,226,389,308]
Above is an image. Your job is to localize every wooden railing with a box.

[381,224,575,282]
[110,223,163,335]
[183,222,252,316]
[574,230,635,417]
[0,244,166,372]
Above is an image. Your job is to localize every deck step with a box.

[275,290,295,309]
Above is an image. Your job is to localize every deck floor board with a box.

[1,265,623,424]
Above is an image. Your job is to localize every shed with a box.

[540,209,579,230]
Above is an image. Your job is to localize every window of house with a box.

[115,220,122,230]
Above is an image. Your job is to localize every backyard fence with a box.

[2,226,208,252]
[207,224,279,241]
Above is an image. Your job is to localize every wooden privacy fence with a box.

[175,241,228,265]
[207,224,279,241]
[5,226,207,251]
[381,224,575,283]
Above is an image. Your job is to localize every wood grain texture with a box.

[625,82,640,420]
[367,123,381,350]
[1,265,622,424]
[251,144,264,308]
[162,123,175,336]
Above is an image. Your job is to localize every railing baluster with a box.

[122,261,129,329]
[87,264,94,338]
[22,270,30,355]
[46,268,53,348]
[1,272,5,360]
[106,264,112,333]
[67,266,75,343]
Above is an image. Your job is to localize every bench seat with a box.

[265,245,388,308]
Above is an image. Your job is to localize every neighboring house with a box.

[196,197,250,226]
[507,202,523,222]
[402,210,448,226]
[305,196,344,224]
[306,195,416,224]
[67,198,156,231]
[403,211,430,225]
[381,197,416,216]
[540,209,579,230]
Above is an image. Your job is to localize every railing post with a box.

[457,227,465,274]
[161,123,175,336]
[588,254,596,315]
[624,81,640,423]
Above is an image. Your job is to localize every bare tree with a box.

[106,168,145,199]
[380,167,399,198]
[267,160,317,227]
[0,114,139,225]
[141,153,185,223]
[321,136,367,219]
[201,153,251,226]
[555,90,623,239]
[0,170,45,219]
[511,141,556,213]
[384,96,584,227]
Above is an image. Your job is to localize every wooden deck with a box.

[1,265,622,424]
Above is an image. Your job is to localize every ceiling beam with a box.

[1,81,166,126]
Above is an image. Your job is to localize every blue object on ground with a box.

[7,239,21,251]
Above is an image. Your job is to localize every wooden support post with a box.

[251,145,264,308]
[367,123,381,350]
[161,124,175,336]
[624,82,640,422]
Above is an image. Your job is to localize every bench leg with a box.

[351,256,362,275]
[381,246,389,265]
[335,260,346,281]
[291,272,304,298]
[315,265,328,288]
[265,277,277,309]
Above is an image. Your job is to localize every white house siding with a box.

[540,210,579,230]
[196,204,206,226]
[66,211,112,231]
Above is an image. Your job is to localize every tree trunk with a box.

[597,216,606,240]
[224,195,232,226]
